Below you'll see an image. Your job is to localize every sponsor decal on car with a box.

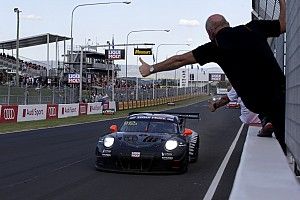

[131,152,140,158]
[162,156,173,160]
[161,152,173,156]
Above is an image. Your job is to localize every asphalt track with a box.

[0,101,248,200]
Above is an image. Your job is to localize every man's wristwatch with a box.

[149,65,155,73]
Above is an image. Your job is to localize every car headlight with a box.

[104,137,114,148]
[165,140,178,151]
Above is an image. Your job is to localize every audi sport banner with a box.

[58,103,79,118]
[87,102,102,115]
[0,105,18,123]
[47,104,58,120]
[17,104,47,122]
[79,103,87,115]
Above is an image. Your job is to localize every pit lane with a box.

[0,101,247,200]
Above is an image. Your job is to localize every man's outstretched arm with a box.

[139,51,197,77]
[279,0,286,33]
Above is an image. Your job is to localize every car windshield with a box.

[120,119,179,134]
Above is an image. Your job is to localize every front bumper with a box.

[95,147,188,174]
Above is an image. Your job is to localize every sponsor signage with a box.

[105,49,125,60]
[133,48,152,55]
[46,104,58,119]
[18,104,47,122]
[58,103,79,118]
[0,105,18,123]
[87,102,103,115]
[68,73,80,84]
[79,103,87,115]
[102,109,115,115]
[209,73,225,81]
[180,70,188,88]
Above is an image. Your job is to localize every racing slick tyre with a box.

[189,138,199,163]
[179,153,189,174]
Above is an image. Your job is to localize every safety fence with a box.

[0,93,205,124]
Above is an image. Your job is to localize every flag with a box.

[111,34,115,49]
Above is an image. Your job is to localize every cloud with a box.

[21,14,42,21]
[178,19,200,27]
[187,38,193,43]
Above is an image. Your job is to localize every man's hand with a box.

[139,57,151,77]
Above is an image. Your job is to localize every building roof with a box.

[0,33,71,50]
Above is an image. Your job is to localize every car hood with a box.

[114,132,174,146]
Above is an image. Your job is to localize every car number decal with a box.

[131,152,141,158]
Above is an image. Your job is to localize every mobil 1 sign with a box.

[105,49,125,60]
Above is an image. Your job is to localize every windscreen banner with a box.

[17,104,47,122]
[58,103,79,118]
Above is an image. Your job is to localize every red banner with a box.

[46,104,58,120]
[0,105,18,123]
[79,103,87,115]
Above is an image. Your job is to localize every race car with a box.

[226,101,240,109]
[95,112,200,174]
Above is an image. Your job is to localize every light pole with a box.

[125,29,170,101]
[154,44,190,98]
[70,1,131,65]
[176,49,190,95]
[14,8,21,87]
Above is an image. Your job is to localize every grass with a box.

[0,95,210,133]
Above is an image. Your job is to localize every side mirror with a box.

[183,128,193,136]
[110,125,118,133]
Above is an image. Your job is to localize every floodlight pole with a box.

[14,8,21,87]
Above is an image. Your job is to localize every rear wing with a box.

[128,112,200,120]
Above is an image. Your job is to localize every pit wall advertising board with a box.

[0,105,18,123]
[87,102,103,115]
[46,104,58,120]
[79,103,87,115]
[58,103,79,118]
[109,101,116,111]
[17,104,47,122]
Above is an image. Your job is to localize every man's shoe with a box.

[257,122,274,137]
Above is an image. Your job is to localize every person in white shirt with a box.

[209,87,274,136]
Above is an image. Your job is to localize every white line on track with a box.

[203,123,245,200]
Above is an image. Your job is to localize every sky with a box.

[0,0,252,78]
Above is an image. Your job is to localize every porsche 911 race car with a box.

[226,101,241,109]
[95,112,200,174]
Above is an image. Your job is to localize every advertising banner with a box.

[0,105,18,123]
[108,101,116,111]
[209,73,225,81]
[47,104,58,119]
[79,103,87,115]
[58,104,79,118]
[105,49,125,60]
[87,102,102,115]
[18,104,47,122]
[133,48,152,55]
[68,73,80,84]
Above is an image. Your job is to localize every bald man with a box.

[139,0,286,153]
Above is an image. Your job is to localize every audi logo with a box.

[3,108,15,120]
[48,107,57,117]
